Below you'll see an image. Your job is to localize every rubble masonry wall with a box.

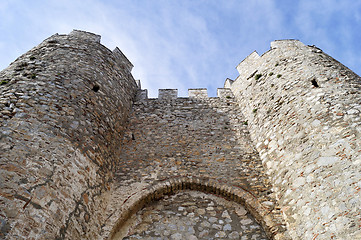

[229,40,361,239]
[104,90,288,239]
[1,31,360,240]
[0,30,138,239]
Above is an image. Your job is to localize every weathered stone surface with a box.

[229,40,361,239]
[104,91,286,239]
[0,30,137,239]
[1,31,359,240]
[116,191,268,240]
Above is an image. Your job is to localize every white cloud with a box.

[293,0,361,74]
[1,0,360,97]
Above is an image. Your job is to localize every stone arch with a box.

[108,177,283,240]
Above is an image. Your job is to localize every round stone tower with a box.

[0,30,138,239]
[229,40,361,239]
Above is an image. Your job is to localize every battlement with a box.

[65,30,135,73]
[136,87,234,100]
[270,39,304,50]
[188,88,208,98]
[113,47,134,72]
[236,51,260,75]
[235,39,308,77]
[158,89,178,100]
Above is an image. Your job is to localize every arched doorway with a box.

[114,190,269,239]
[108,178,286,239]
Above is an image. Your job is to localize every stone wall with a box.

[229,40,361,239]
[2,30,359,240]
[103,89,288,240]
[0,30,138,239]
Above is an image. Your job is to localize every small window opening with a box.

[92,84,100,92]
[311,79,319,88]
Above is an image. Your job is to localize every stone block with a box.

[113,47,134,72]
[136,89,148,100]
[158,89,178,100]
[217,88,234,99]
[69,29,101,43]
[188,88,208,98]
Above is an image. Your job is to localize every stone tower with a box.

[0,30,360,239]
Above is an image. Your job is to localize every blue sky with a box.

[0,0,360,97]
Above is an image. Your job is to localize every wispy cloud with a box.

[1,0,360,97]
[293,0,361,72]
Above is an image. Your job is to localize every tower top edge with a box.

[69,29,101,43]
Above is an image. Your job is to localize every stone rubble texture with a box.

[0,30,138,239]
[0,31,360,240]
[106,87,286,239]
[229,40,361,239]
[117,191,268,240]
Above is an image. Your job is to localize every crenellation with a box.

[236,51,260,76]
[270,39,304,50]
[158,88,178,100]
[217,88,234,99]
[136,89,148,100]
[135,79,141,89]
[136,87,235,100]
[224,78,234,88]
[69,29,101,43]
[113,47,134,72]
[188,88,208,98]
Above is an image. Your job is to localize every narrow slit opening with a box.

[311,79,319,88]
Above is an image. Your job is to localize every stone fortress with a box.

[0,30,360,239]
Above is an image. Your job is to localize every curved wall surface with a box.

[229,40,361,239]
[0,30,137,239]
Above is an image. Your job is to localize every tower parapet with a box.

[270,39,305,50]
[217,87,234,99]
[69,29,101,43]
[236,51,261,77]
[188,88,208,98]
[158,89,178,100]
[136,87,235,100]
[113,47,134,72]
